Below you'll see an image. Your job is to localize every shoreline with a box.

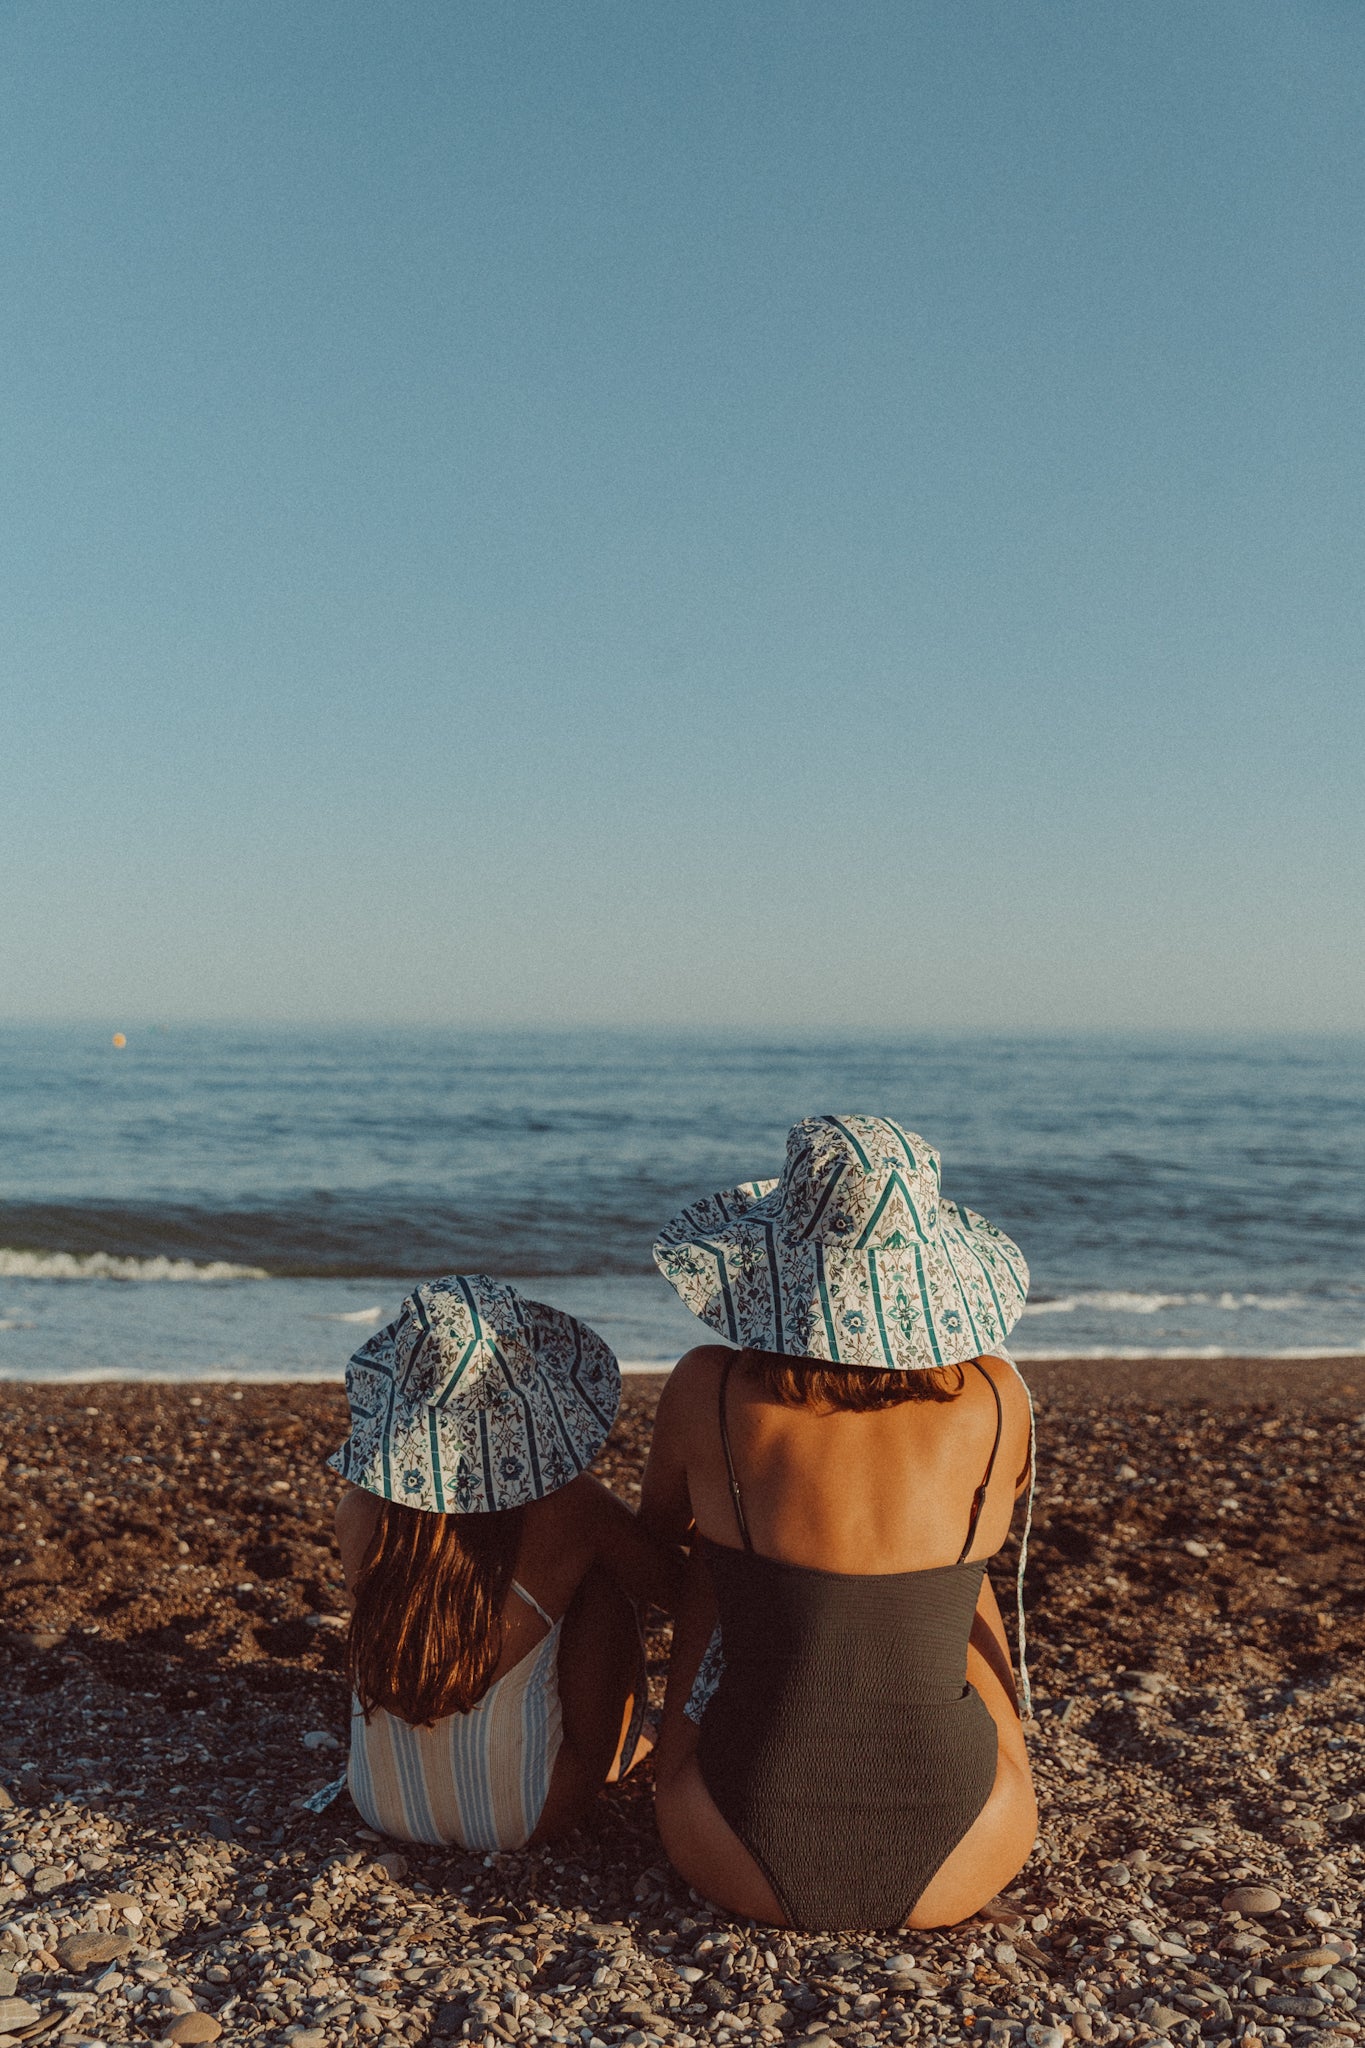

[2,1369,1362,2047]
[2,1353,1362,1398]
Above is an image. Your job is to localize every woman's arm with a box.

[581,1476,686,1615]
[639,1350,714,1550]
[653,1548,719,1783]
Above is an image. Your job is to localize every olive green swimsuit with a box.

[694,1358,1004,1931]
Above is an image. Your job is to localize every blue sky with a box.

[3,2,1361,1031]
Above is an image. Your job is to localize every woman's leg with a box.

[652,1556,789,1925]
[530,1565,644,1841]
[905,1573,1038,1928]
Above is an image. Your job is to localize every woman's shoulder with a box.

[657,1344,733,1415]
[971,1352,1031,1411]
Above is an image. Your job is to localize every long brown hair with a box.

[348,1499,526,1725]
[741,1347,967,1411]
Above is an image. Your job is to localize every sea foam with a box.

[1023,1289,1307,1317]
[0,1248,270,1283]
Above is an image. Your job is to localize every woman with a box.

[329,1274,680,1850]
[641,1114,1037,1931]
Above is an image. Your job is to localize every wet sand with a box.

[1,1361,1363,2046]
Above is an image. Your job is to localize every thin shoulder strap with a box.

[955,1358,1004,1564]
[717,1355,753,1552]
[510,1579,555,1629]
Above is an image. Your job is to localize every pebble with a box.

[165,2017,222,2044]
[55,1935,132,1972]
[1222,1886,1283,1916]
[0,2001,41,2033]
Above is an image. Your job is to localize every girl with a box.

[330,1273,680,1849]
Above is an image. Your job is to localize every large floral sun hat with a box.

[326,1275,620,1513]
[653,1114,1028,1372]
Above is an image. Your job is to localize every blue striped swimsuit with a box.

[347,1581,563,1850]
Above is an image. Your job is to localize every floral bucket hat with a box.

[653,1114,1028,1372]
[326,1275,620,1513]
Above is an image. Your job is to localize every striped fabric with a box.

[347,1587,563,1850]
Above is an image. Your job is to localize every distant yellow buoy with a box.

[112,1033,127,1049]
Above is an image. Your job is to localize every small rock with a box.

[1145,2005,1184,2034]
[56,1934,133,1973]
[1304,1906,1334,1926]
[371,1851,406,1880]
[0,1782,13,1810]
[994,1943,1017,1967]
[1119,1670,1166,1693]
[23,1630,64,1650]
[287,2033,328,2048]
[1223,1886,1282,1916]
[1265,1993,1328,2017]
[1325,1802,1355,1822]
[166,2016,223,2044]
[301,1731,339,1751]
[1281,1946,1344,1976]
[0,2000,42,2034]
[1026,2029,1066,2048]
[1182,1539,1209,1557]
[31,1865,66,1895]
[756,2004,788,2026]
[0,1971,15,2000]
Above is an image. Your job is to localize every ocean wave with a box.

[1023,1289,1306,1317]
[0,1248,270,1283]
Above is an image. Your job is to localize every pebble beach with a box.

[2,1360,1364,2048]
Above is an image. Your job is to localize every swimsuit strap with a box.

[717,1355,754,1551]
[955,1359,1004,1565]
[722,1354,1004,1566]
[511,1579,555,1629]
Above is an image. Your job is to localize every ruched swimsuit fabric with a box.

[694,1360,1003,1931]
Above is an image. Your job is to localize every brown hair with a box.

[347,1499,526,1725]
[740,1348,967,1411]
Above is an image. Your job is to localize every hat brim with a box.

[654,1182,1027,1372]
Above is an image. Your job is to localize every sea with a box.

[0,1026,1361,1381]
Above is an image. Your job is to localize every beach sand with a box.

[1,1362,1362,2047]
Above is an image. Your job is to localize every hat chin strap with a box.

[1002,1351,1036,1721]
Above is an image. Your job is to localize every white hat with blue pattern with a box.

[327,1275,620,1513]
[654,1114,1028,1372]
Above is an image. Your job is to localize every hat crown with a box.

[400,1275,538,1402]
[328,1274,620,1513]
[781,1115,942,1250]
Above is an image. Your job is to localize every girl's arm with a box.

[334,1483,382,1603]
